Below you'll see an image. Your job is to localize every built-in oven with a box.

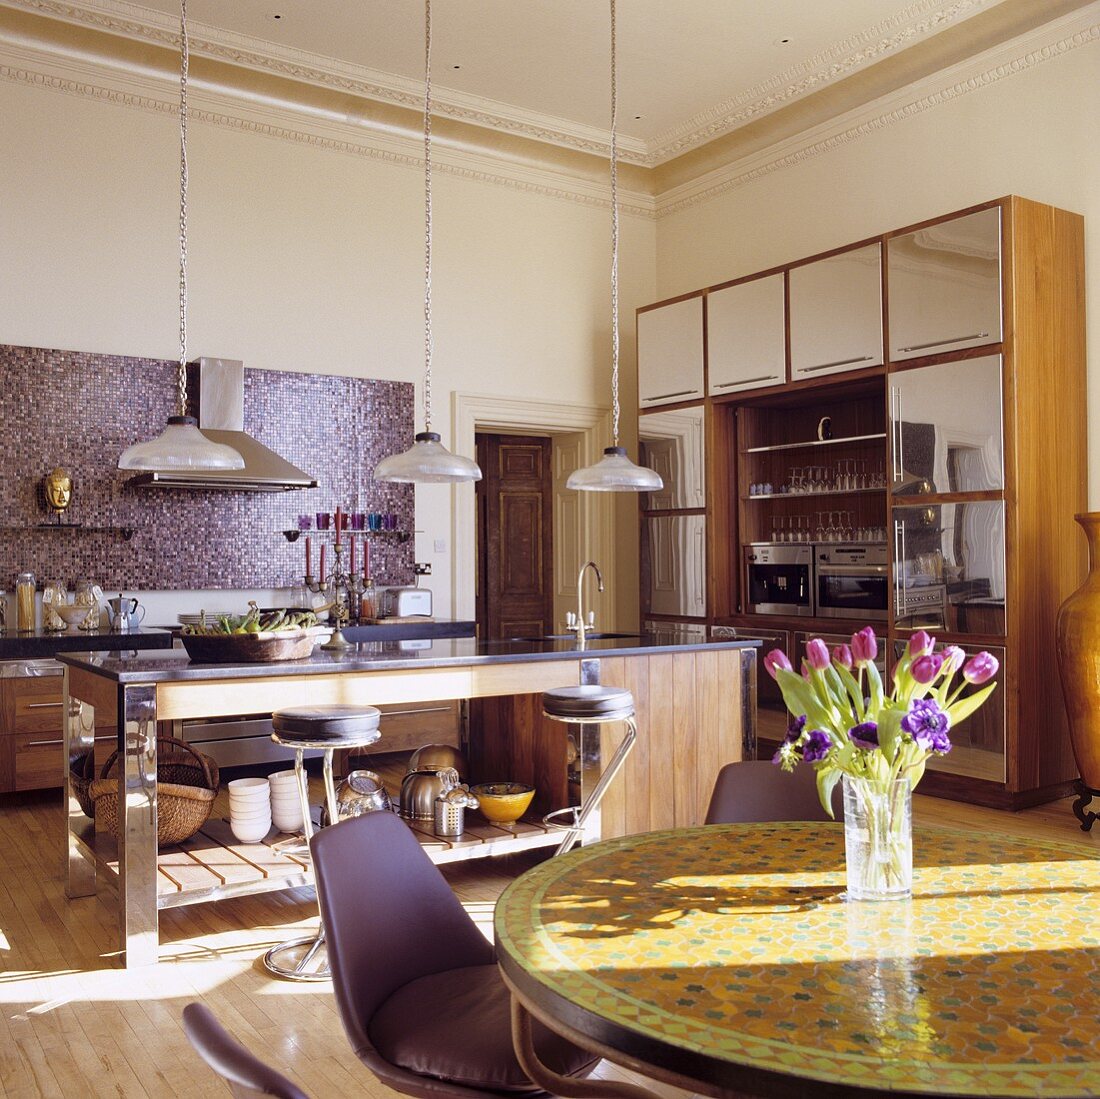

[744,544,814,617]
[815,543,888,621]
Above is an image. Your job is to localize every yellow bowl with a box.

[470,782,535,824]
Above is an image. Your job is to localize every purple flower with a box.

[963,651,999,685]
[832,644,853,670]
[805,638,830,672]
[783,715,807,744]
[801,729,833,763]
[851,626,878,666]
[942,645,966,676]
[911,653,944,684]
[908,630,935,658]
[901,698,952,754]
[764,649,792,680]
[849,722,879,749]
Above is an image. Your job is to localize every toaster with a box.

[388,586,433,618]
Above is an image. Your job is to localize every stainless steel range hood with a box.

[126,358,318,491]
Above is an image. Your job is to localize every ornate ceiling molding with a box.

[655,8,1100,217]
[0,0,1009,165]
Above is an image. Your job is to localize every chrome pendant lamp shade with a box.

[374,0,481,485]
[119,0,242,473]
[567,0,661,495]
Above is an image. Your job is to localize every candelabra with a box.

[306,542,362,651]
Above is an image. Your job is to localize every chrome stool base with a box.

[540,686,637,857]
[263,705,382,983]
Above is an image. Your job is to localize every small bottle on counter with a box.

[15,571,36,632]
[360,577,378,621]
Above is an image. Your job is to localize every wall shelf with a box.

[743,488,883,501]
[282,529,411,543]
[743,432,886,454]
[0,524,137,542]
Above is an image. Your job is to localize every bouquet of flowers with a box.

[766,627,999,898]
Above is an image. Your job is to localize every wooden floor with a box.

[1,760,1098,1099]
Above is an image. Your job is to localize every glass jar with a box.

[360,578,378,621]
[15,572,36,632]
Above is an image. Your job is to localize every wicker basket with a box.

[70,750,98,817]
[89,737,220,847]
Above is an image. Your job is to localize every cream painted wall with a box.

[0,72,655,620]
[657,39,1099,501]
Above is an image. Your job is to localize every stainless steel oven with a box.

[744,544,814,617]
[815,543,888,621]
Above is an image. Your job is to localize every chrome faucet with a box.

[567,561,603,648]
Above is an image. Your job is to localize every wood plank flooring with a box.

[1,760,1098,1098]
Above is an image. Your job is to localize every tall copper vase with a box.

[1056,514,1100,816]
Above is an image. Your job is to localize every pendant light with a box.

[374,0,481,484]
[119,0,243,472]
[567,0,662,494]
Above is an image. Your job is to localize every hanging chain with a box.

[609,0,620,447]
[177,0,190,419]
[422,0,434,433]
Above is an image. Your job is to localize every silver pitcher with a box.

[107,594,145,632]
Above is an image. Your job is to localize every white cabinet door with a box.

[637,296,704,408]
[888,207,1002,362]
[790,243,883,380]
[707,274,786,395]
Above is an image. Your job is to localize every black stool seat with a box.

[542,685,634,721]
[272,704,382,748]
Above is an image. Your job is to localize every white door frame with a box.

[451,393,612,623]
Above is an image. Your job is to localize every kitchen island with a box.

[59,635,757,967]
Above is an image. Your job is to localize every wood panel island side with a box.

[59,635,756,968]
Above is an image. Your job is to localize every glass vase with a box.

[842,774,912,901]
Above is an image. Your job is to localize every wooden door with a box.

[476,434,553,640]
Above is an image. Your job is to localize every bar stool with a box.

[263,703,381,982]
[540,685,637,857]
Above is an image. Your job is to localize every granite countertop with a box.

[57,634,759,684]
[0,627,174,662]
[150,619,477,642]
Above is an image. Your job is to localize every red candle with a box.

[362,538,370,581]
[349,536,356,577]
[334,506,342,546]
[320,543,326,583]
[305,536,311,577]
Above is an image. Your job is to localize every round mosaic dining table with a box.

[495,822,1100,1098]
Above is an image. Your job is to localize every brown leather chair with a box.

[310,810,599,1097]
[705,759,843,824]
[182,1002,310,1099]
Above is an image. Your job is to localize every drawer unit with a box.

[9,674,64,733]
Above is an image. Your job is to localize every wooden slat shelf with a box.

[76,810,563,909]
[742,432,886,454]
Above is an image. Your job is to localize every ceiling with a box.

[6,0,1071,165]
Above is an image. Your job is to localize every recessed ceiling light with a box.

[452,64,461,70]
[773,36,791,45]
[272,13,282,20]
[634,115,643,120]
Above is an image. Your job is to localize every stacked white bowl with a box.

[269,770,306,833]
[228,777,272,843]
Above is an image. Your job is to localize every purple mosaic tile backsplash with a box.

[0,345,415,590]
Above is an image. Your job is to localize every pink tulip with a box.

[911,653,944,684]
[963,651,999,685]
[942,645,966,675]
[832,644,853,670]
[908,630,935,657]
[805,638,830,672]
[851,626,878,666]
[763,649,792,680]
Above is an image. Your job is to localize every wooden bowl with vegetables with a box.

[180,604,321,663]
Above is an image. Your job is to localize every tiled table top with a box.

[495,822,1100,1098]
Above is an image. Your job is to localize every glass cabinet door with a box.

[890,355,1003,496]
[888,207,1002,362]
[893,501,1005,636]
[892,640,1006,783]
[639,406,706,510]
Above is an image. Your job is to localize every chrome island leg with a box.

[64,668,97,899]
[119,684,159,968]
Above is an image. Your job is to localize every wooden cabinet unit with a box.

[636,196,1087,809]
[637,295,705,407]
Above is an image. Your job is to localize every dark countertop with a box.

[0,627,174,662]
[57,634,759,684]
[151,619,477,642]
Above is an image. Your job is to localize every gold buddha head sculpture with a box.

[44,467,73,514]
